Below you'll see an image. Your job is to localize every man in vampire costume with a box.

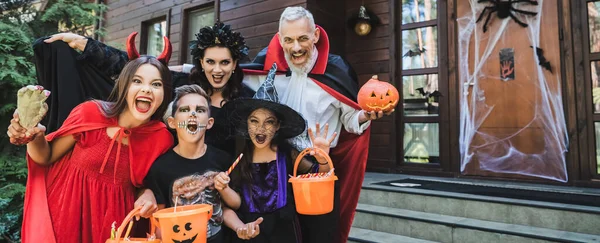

[241,6,392,243]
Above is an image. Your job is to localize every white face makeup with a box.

[176,112,207,135]
[169,94,213,143]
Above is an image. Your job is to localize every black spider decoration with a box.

[476,0,538,33]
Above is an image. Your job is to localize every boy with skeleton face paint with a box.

[144,84,252,242]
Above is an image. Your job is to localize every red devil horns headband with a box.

[126,32,172,64]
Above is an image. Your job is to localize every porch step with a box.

[348,227,438,243]
[359,183,600,235]
[354,203,600,243]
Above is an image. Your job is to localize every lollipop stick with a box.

[226,153,244,175]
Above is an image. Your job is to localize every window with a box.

[398,0,445,165]
[182,5,215,64]
[141,17,167,56]
[588,1,600,174]
[186,7,214,63]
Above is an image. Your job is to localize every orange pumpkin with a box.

[357,75,399,112]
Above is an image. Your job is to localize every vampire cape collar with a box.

[241,25,360,102]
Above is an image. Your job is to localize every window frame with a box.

[392,0,451,172]
[579,0,600,180]
[179,1,218,64]
[140,16,169,56]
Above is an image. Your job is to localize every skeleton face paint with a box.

[177,120,207,135]
[172,94,211,142]
[247,108,280,150]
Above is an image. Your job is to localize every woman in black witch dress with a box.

[36,22,254,156]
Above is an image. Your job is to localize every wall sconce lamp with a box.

[347,5,380,36]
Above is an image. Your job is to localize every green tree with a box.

[0,3,37,241]
[0,0,105,241]
[41,0,107,37]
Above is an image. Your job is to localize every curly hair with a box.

[188,22,249,105]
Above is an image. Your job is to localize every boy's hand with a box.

[134,189,158,219]
[236,217,263,240]
[214,172,230,191]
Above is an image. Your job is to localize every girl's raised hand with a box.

[307,122,337,157]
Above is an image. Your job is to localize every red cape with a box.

[243,26,370,243]
[21,101,173,243]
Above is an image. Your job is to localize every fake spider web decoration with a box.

[458,0,568,182]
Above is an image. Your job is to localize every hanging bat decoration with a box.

[415,88,442,103]
[476,0,539,33]
[530,46,552,73]
[403,48,427,58]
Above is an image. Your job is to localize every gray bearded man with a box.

[240,7,393,243]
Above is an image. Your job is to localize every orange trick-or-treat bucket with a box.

[288,147,338,215]
[105,207,160,243]
[151,204,213,243]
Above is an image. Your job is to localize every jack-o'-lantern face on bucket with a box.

[152,204,213,243]
[172,222,197,243]
[357,75,399,112]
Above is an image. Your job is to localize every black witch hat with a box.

[224,63,306,139]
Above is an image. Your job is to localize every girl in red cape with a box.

[7,33,174,243]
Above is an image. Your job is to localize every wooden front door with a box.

[456,1,568,182]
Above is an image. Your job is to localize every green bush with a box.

[0,0,104,241]
[0,21,36,243]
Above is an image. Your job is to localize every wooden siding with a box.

[103,0,215,65]
[344,0,395,171]
[102,0,304,64]
[220,0,306,59]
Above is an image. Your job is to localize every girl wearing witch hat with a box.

[7,33,174,243]
[212,63,336,242]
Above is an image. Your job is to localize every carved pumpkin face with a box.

[357,75,399,112]
[171,222,198,243]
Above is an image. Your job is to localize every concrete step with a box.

[348,227,439,243]
[359,184,600,235]
[353,203,600,243]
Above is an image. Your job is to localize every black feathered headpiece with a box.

[189,22,249,67]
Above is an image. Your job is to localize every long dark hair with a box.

[229,108,289,188]
[189,61,243,106]
[188,22,249,106]
[230,136,290,189]
[97,56,173,121]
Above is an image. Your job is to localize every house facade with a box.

[101,0,600,188]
